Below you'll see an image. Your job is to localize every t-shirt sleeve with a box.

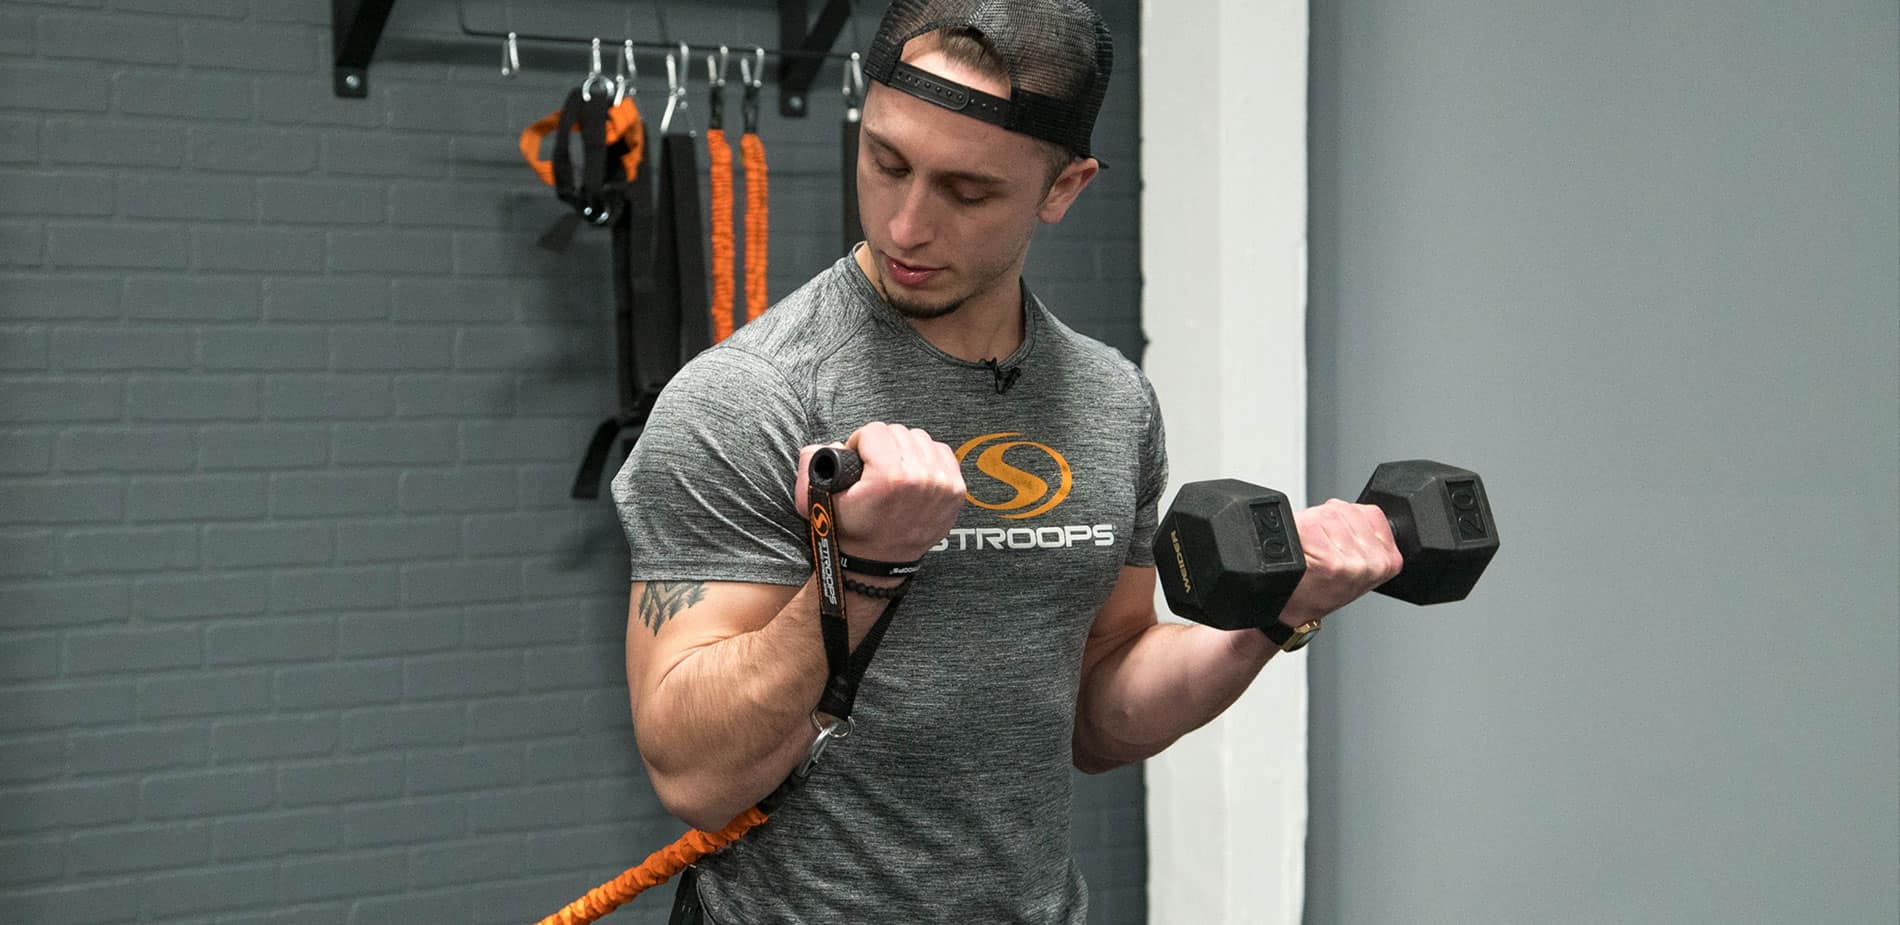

[1125,370,1169,568]
[609,346,813,586]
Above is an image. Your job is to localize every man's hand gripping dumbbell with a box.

[1154,461,1500,651]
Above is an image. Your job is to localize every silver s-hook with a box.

[580,38,615,102]
[843,51,865,118]
[740,46,766,91]
[661,42,693,134]
[614,39,637,104]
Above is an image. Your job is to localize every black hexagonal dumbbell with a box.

[1355,460,1499,605]
[1153,461,1499,632]
[1152,480,1308,631]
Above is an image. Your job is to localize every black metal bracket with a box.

[778,0,854,117]
[332,0,398,98]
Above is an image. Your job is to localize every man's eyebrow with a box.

[862,128,1009,187]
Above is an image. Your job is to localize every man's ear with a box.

[1038,158,1101,224]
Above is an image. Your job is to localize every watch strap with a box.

[1262,616,1323,652]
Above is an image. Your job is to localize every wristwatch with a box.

[1263,616,1323,652]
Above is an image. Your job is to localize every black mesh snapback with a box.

[862,0,1114,163]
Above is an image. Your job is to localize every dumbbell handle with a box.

[809,447,863,493]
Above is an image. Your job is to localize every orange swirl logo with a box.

[810,503,833,538]
[955,432,1073,520]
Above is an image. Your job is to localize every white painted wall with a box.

[1138,0,1310,922]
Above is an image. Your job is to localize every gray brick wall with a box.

[0,0,1146,922]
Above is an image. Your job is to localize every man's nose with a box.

[886,183,935,251]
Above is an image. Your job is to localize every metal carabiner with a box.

[796,712,855,778]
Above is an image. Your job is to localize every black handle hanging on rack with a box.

[563,48,671,500]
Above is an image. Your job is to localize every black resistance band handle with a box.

[758,443,908,815]
[809,447,862,493]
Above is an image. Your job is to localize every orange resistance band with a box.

[538,806,768,925]
[706,128,738,343]
[518,97,646,188]
[740,131,770,322]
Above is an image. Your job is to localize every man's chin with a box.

[887,293,964,320]
[879,270,963,320]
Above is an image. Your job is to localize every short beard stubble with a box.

[880,275,967,321]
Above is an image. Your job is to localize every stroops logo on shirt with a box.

[958,432,1072,519]
[931,432,1114,552]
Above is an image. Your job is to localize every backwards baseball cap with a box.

[862,0,1114,164]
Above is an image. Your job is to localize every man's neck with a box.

[854,245,1025,363]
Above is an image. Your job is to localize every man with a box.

[611,1,1401,921]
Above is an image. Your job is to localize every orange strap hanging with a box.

[706,127,737,343]
[741,131,770,322]
[536,807,767,925]
[518,96,645,188]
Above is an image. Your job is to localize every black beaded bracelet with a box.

[843,576,908,600]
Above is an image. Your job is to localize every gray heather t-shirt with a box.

[611,252,1167,924]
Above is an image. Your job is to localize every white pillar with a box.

[1139,0,1309,922]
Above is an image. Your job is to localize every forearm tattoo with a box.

[639,581,705,634]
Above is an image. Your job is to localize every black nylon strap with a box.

[611,201,638,414]
[842,594,903,699]
[816,588,906,719]
[667,865,711,924]
[803,450,910,723]
[580,92,612,223]
[563,90,648,501]
[550,89,579,205]
[805,479,852,713]
[875,62,1109,170]
[886,62,1010,125]
[551,88,619,225]
[754,449,912,813]
[647,136,688,389]
[622,165,669,398]
[567,399,653,500]
[664,133,713,362]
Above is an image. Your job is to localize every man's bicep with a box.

[1080,565,1160,682]
[624,578,804,704]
